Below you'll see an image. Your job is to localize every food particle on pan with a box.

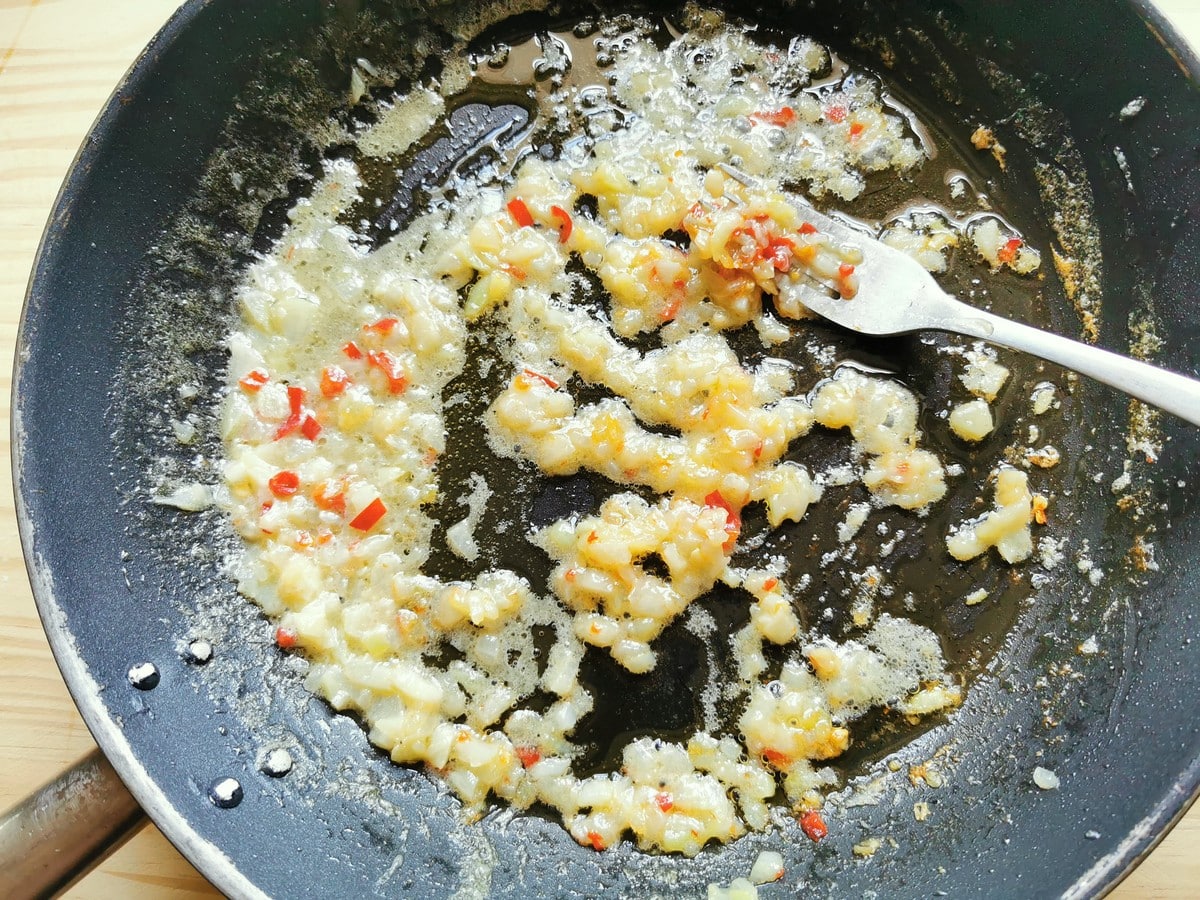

[217,7,1056,856]
[1031,493,1049,525]
[1030,381,1058,415]
[1077,635,1100,656]
[970,124,1007,169]
[948,398,995,442]
[1119,97,1147,121]
[852,836,882,858]
[706,877,759,900]
[1025,445,1061,469]
[1129,535,1160,572]
[153,481,213,511]
[260,747,294,777]
[1032,766,1061,790]
[964,588,989,606]
[913,801,931,822]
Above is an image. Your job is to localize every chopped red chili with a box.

[704,490,742,552]
[343,340,364,360]
[824,104,847,123]
[655,792,674,813]
[366,317,399,335]
[367,350,408,394]
[997,237,1023,264]
[750,106,796,127]
[300,414,322,440]
[275,627,298,650]
[349,497,387,532]
[762,748,790,768]
[320,365,351,398]
[763,237,794,271]
[798,222,819,235]
[312,481,346,515]
[549,205,573,243]
[516,746,542,768]
[522,368,559,390]
[586,830,606,851]
[507,197,535,228]
[268,470,300,498]
[274,385,307,440]
[239,368,269,392]
[838,263,856,278]
[849,121,866,139]
[799,810,828,842]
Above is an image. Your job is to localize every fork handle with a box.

[950,305,1200,427]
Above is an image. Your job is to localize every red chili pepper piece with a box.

[849,121,866,139]
[798,222,818,235]
[763,237,794,272]
[300,414,322,440]
[586,830,606,851]
[320,365,351,398]
[366,317,399,335]
[349,497,387,532]
[800,810,828,842]
[655,792,674,813]
[824,104,847,123]
[838,263,856,278]
[997,237,1023,264]
[274,385,307,439]
[550,205,573,243]
[313,481,346,515]
[763,577,778,592]
[522,368,559,390]
[750,106,796,127]
[239,368,269,392]
[507,197,534,228]
[762,747,790,768]
[268,470,300,498]
[275,626,297,650]
[704,490,742,552]
[516,746,542,768]
[343,340,364,360]
[367,350,408,394]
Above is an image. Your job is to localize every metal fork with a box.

[719,166,1200,426]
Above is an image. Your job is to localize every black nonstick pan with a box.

[9,0,1200,897]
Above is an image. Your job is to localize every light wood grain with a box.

[1,1,1198,897]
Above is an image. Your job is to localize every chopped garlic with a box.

[749,850,785,885]
[948,398,994,442]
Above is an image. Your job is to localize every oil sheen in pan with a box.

[311,10,1080,778]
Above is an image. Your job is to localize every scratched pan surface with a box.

[13,0,1200,897]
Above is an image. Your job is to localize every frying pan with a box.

[8,0,1200,896]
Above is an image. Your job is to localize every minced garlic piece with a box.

[946,467,1034,563]
[881,212,959,273]
[960,346,1010,401]
[970,217,1041,274]
[949,398,994,442]
[750,850,785,885]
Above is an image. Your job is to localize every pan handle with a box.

[0,748,147,899]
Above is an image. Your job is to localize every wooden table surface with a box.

[2,1,1200,897]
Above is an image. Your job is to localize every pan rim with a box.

[11,2,270,896]
[10,1,1200,897]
